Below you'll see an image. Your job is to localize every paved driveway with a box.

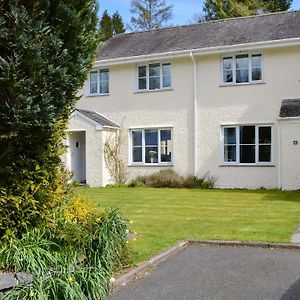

[109,245,300,300]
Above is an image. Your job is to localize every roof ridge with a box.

[111,10,299,38]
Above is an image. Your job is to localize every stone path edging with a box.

[112,239,300,292]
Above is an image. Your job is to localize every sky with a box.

[98,0,300,28]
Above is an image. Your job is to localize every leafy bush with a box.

[129,169,215,189]
[0,205,130,300]
[184,172,216,189]
[0,169,71,240]
[0,0,99,239]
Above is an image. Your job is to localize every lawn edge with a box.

[111,239,300,292]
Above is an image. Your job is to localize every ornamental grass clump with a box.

[0,202,130,300]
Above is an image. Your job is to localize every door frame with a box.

[67,129,87,184]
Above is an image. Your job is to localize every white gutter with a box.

[95,37,300,67]
[190,51,198,176]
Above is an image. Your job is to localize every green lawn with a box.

[76,187,300,264]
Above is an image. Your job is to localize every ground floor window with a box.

[130,128,172,165]
[222,124,273,165]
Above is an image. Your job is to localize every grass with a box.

[76,187,300,265]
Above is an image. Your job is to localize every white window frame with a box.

[221,124,273,166]
[136,62,172,91]
[87,69,109,96]
[221,53,264,85]
[129,128,173,166]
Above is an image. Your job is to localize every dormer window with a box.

[137,63,172,91]
[222,54,262,85]
[89,69,109,95]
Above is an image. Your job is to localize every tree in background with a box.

[100,10,125,41]
[261,0,292,12]
[100,10,113,41]
[0,0,99,238]
[203,0,260,21]
[130,0,173,31]
[112,11,126,35]
[203,0,293,21]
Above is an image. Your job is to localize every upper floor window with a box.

[137,63,171,91]
[89,69,109,95]
[222,124,273,165]
[130,128,172,165]
[222,54,262,85]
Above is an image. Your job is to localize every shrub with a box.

[0,205,130,300]
[129,169,216,189]
[184,172,216,189]
[0,0,99,239]
[0,168,71,240]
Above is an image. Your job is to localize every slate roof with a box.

[279,99,300,118]
[97,11,300,61]
[76,109,119,128]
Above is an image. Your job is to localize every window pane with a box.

[149,77,160,90]
[162,63,171,76]
[149,64,160,76]
[133,147,142,162]
[90,72,97,94]
[138,66,146,78]
[100,81,109,94]
[223,57,233,70]
[145,130,158,145]
[90,82,97,94]
[236,54,249,83]
[223,70,233,83]
[132,131,142,146]
[162,75,171,88]
[160,130,172,162]
[259,145,271,162]
[236,69,249,83]
[224,145,236,162]
[145,147,158,163]
[252,68,262,81]
[138,78,147,90]
[224,128,236,144]
[259,127,271,144]
[100,69,109,81]
[240,145,255,163]
[240,126,255,144]
[252,54,262,68]
[236,54,249,69]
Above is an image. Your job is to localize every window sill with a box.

[219,163,275,167]
[86,93,110,97]
[219,81,265,87]
[128,163,174,167]
[134,88,173,94]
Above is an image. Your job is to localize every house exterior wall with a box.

[280,120,300,190]
[75,45,300,189]
[102,129,118,186]
[78,57,195,180]
[64,115,104,187]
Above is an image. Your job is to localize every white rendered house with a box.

[62,11,300,190]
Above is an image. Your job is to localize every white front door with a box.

[68,131,86,183]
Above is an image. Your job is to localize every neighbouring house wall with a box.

[280,120,300,190]
[65,115,104,187]
[197,46,300,188]
[76,45,300,188]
